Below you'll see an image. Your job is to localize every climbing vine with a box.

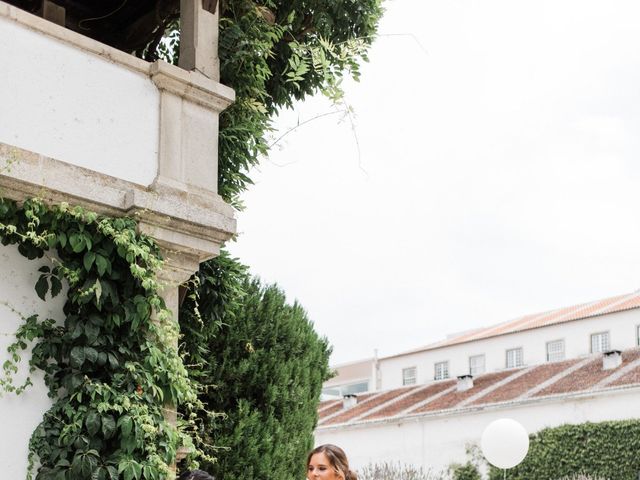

[0,198,202,480]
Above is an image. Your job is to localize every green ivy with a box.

[0,198,202,480]
[488,420,640,480]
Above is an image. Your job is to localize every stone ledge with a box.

[150,61,234,112]
[0,142,236,263]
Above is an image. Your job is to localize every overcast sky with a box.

[227,0,640,365]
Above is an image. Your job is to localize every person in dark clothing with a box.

[177,470,215,480]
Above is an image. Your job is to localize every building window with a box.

[637,325,640,346]
[402,367,417,386]
[546,339,565,362]
[469,354,485,375]
[434,361,449,380]
[506,347,524,368]
[591,331,610,353]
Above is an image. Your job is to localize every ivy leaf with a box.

[84,323,100,344]
[57,231,67,248]
[102,415,116,439]
[69,346,86,369]
[95,254,111,276]
[69,232,86,253]
[83,251,96,271]
[35,275,49,301]
[50,276,63,298]
[84,346,98,364]
[94,279,103,304]
[118,416,133,438]
[85,411,101,436]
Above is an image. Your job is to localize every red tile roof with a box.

[317,348,640,429]
[385,291,640,359]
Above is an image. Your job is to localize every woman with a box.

[306,444,357,480]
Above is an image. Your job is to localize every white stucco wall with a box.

[0,11,159,186]
[380,309,640,390]
[315,388,640,475]
[0,243,65,478]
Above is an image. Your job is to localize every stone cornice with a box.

[0,142,236,263]
[150,61,235,112]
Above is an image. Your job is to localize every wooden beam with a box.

[43,0,65,27]
[202,0,218,14]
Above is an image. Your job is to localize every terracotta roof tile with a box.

[533,349,640,397]
[321,387,417,426]
[468,359,581,405]
[413,370,515,413]
[362,380,455,420]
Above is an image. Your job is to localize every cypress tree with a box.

[180,252,332,480]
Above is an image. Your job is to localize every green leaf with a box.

[35,275,49,301]
[69,232,86,253]
[94,279,103,304]
[50,275,63,297]
[85,410,101,436]
[69,345,86,369]
[95,254,111,276]
[102,415,116,439]
[83,251,96,271]
[84,346,98,363]
[118,415,133,437]
[84,323,100,344]
[58,231,67,248]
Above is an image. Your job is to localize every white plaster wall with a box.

[380,309,640,389]
[315,388,640,475]
[0,243,66,478]
[0,14,159,186]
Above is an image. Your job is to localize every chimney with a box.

[603,350,622,370]
[457,374,474,392]
[342,394,357,409]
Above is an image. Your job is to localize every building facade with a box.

[317,292,640,473]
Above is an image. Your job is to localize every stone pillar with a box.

[179,0,220,81]
[151,246,201,479]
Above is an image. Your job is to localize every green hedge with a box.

[488,420,640,480]
[180,252,332,479]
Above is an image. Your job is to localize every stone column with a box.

[151,246,200,479]
[179,0,220,81]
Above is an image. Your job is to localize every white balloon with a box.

[480,418,530,469]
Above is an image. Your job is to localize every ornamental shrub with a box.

[449,462,481,480]
[358,461,447,480]
[488,420,640,480]
[180,252,332,480]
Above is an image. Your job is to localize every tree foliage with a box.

[488,420,640,480]
[179,252,332,480]
[199,0,382,206]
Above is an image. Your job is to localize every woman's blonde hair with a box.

[307,444,358,480]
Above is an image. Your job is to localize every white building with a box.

[316,292,640,473]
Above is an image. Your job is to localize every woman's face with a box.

[307,452,341,480]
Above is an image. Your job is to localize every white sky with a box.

[227,0,640,365]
